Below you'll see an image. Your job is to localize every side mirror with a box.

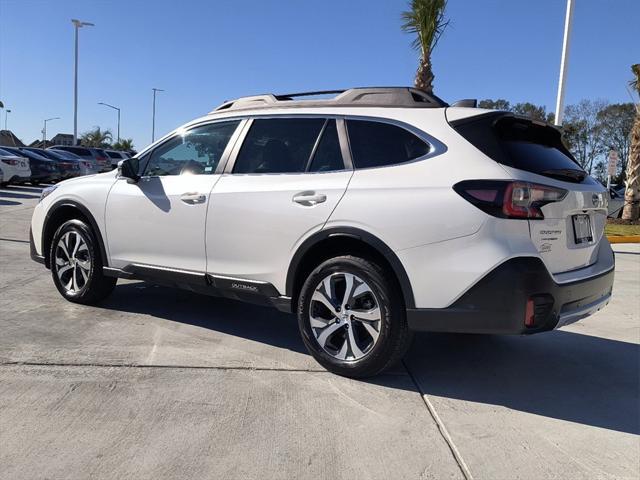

[118,158,140,183]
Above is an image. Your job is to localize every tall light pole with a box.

[71,19,94,146]
[554,0,575,126]
[4,109,10,130]
[151,88,164,142]
[98,102,120,143]
[43,117,61,147]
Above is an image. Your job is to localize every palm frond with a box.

[401,0,448,56]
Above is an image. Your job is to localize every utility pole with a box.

[152,88,164,142]
[72,19,94,145]
[4,109,10,130]
[554,0,575,126]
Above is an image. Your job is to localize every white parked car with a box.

[104,150,130,169]
[0,147,31,185]
[29,87,615,377]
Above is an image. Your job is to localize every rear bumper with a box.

[407,256,614,335]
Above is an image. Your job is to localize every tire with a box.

[297,255,412,378]
[50,219,116,304]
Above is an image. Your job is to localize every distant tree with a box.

[596,103,635,182]
[401,0,449,95]
[478,99,511,110]
[81,127,112,148]
[622,64,640,220]
[511,102,554,123]
[112,138,134,152]
[563,100,608,174]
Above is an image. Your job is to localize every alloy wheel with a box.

[55,231,91,293]
[309,272,382,361]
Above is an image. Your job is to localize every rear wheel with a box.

[50,219,116,304]
[297,255,412,378]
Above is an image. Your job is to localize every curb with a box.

[607,235,640,244]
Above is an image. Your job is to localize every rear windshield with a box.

[451,113,586,183]
[64,147,91,156]
[106,151,121,159]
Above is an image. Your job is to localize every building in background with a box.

[0,130,25,147]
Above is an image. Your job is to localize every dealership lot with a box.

[1,184,638,480]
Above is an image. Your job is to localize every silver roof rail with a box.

[211,87,448,113]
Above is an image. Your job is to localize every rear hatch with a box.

[449,110,607,275]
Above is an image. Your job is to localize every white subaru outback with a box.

[30,87,614,377]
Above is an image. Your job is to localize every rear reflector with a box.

[454,180,567,219]
[525,298,536,328]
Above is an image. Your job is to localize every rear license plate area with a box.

[572,214,593,244]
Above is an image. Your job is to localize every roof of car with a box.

[210,87,448,114]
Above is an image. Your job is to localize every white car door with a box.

[206,117,353,292]
[105,120,242,272]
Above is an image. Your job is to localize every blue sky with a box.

[1,0,638,151]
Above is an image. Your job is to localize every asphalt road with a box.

[1,183,638,480]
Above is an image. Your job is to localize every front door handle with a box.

[292,191,327,207]
[180,192,206,204]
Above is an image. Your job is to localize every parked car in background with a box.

[0,147,32,185]
[20,148,82,180]
[2,147,60,185]
[105,150,130,169]
[48,146,110,173]
[48,149,94,177]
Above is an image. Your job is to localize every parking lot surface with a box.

[1,184,639,480]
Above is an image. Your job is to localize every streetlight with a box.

[151,88,164,142]
[4,109,10,130]
[43,117,60,147]
[554,0,574,126]
[71,19,94,145]
[98,102,121,143]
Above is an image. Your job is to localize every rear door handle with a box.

[292,191,327,207]
[180,192,206,204]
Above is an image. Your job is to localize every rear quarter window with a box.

[346,120,429,169]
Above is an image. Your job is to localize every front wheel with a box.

[50,219,116,304]
[297,256,412,378]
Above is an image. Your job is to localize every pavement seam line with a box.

[0,361,409,376]
[0,237,29,244]
[403,360,474,480]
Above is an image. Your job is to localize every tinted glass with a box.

[106,151,121,159]
[452,115,585,182]
[145,121,240,176]
[65,147,91,156]
[346,120,429,169]
[308,120,344,172]
[234,118,324,174]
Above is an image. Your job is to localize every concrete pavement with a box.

[1,183,638,479]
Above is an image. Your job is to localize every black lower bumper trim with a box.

[407,257,614,335]
[29,228,45,265]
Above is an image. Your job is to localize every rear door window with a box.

[346,120,430,169]
[233,118,325,174]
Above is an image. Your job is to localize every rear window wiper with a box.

[541,168,586,183]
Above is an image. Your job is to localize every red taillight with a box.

[1,159,19,166]
[525,298,535,328]
[454,180,567,220]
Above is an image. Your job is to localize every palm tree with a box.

[622,64,640,221]
[401,0,449,95]
[80,127,112,147]
[112,138,134,152]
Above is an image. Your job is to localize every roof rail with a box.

[212,87,448,113]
